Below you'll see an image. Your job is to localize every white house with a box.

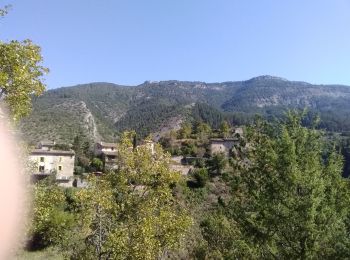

[94,141,118,155]
[94,141,118,169]
[29,141,75,187]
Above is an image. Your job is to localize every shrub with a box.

[193,168,209,188]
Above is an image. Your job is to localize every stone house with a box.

[234,127,244,137]
[29,141,75,187]
[170,156,193,175]
[210,138,239,157]
[94,141,118,155]
[94,142,118,169]
[37,140,56,150]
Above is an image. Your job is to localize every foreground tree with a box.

[229,112,350,258]
[1,5,52,252]
[29,179,74,250]
[73,133,192,259]
[0,7,48,121]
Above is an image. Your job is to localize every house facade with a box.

[210,138,239,157]
[37,140,56,151]
[234,127,244,137]
[94,141,118,155]
[94,142,118,169]
[29,142,75,187]
[94,140,156,170]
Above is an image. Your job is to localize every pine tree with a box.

[229,111,350,258]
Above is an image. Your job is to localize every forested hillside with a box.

[20,76,350,144]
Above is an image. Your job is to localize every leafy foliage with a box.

[0,40,48,121]
[220,121,230,138]
[28,181,74,250]
[72,133,93,172]
[200,213,249,259]
[26,113,350,259]
[178,121,192,139]
[30,132,192,259]
[191,168,209,188]
[228,112,350,258]
[207,152,227,177]
[90,157,103,172]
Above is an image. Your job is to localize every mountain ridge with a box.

[20,76,350,144]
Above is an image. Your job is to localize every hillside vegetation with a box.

[27,114,350,259]
[20,76,350,144]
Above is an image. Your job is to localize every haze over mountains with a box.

[20,75,350,144]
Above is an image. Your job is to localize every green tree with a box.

[73,132,193,259]
[200,213,250,259]
[0,5,48,121]
[29,180,74,250]
[178,121,192,139]
[90,157,103,172]
[195,121,211,135]
[159,130,179,155]
[181,140,197,157]
[207,152,227,176]
[229,112,350,259]
[220,121,230,138]
[0,39,48,121]
[192,168,209,188]
[72,133,92,170]
[74,175,117,259]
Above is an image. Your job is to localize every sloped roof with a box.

[39,140,55,146]
[31,149,75,156]
[102,151,118,156]
[99,142,118,148]
[210,138,239,142]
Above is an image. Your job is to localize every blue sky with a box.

[1,0,350,89]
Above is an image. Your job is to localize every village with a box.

[28,122,245,188]
[3,1,350,258]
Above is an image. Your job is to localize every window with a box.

[40,157,45,162]
[39,166,45,172]
[58,165,62,171]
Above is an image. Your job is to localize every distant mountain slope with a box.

[222,76,350,112]
[20,83,134,144]
[20,76,350,144]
